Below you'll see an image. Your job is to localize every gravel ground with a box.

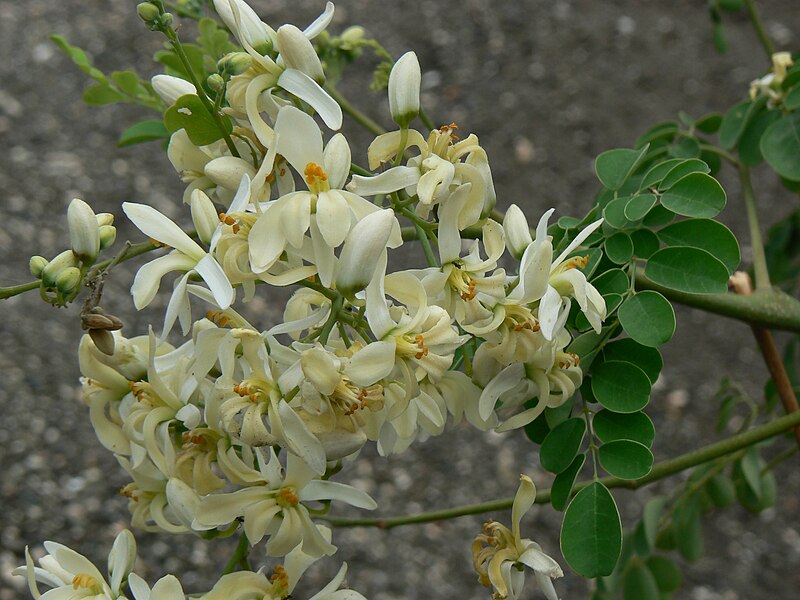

[1,1,800,599]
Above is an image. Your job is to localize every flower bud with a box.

[388,51,421,128]
[276,24,325,84]
[213,0,273,55]
[207,73,225,93]
[95,212,114,227]
[41,250,79,288]
[151,74,196,106]
[68,198,101,263]
[190,189,219,245]
[218,52,254,76]
[503,204,533,260]
[340,26,365,46]
[55,266,82,295]
[99,225,117,250]
[136,2,160,23]
[107,530,137,595]
[335,209,397,296]
[29,255,48,278]
[160,13,174,29]
[204,156,257,190]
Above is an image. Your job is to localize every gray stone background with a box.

[1,0,799,598]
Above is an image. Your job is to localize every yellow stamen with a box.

[72,574,100,591]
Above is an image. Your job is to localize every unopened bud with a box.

[218,52,253,76]
[207,74,225,93]
[151,74,196,105]
[68,198,101,263]
[388,51,421,128]
[41,250,79,288]
[55,266,82,295]
[503,204,533,260]
[99,225,117,250]
[160,13,174,29]
[190,189,219,245]
[95,212,114,227]
[136,2,160,23]
[335,209,397,297]
[276,24,325,84]
[204,156,256,190]
[29,256,48,278]
[339,26,365,46]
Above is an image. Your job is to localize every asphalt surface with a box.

[1,1,799,599]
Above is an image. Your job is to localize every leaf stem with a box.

[321,408,800,528]
[325,84,386,136]
[222,532,250,575]
[743,0,776,61]
[739,165,771,291]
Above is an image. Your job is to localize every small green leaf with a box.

[719,99,759,149]
[658,218,740,275]
[50,35,106,81]
[640,158,684,190]
[642,205,675,227]
[642,496,667,550]
[524,412,550,445]
[595,146,650,191]
[111,70,141,96]
[761,112,800,181]
[645,556,683,593]
[659,172,726,218]
[739,447,762,498]
[591,268,629,296]
[540,418,587,474]
[630,229,660,259]
[623,563,660,600]
[718,0,744,10]
[603,339,663,384]
[599,439,654,479]
[657,159,711,191]
[618,291,676,347]
[624,193,657,221]
[645,247,730,294]
[673,497,703,560]
[545,401,574,429]
[593,409,656,446]
[667,136,701,159]
[785,85,800,110]
[551,453,586,511]
[636,122,678,149]
[561,482,623,577]
[706,473,736,507]
[695,112,723,134]
[603,196,634,229]
[118,119,171,147]
[83,83,124,105]
[592,361,651,413]
[164,94,233,146]
[568,330,604,362]
[604,233,634,264]
[739,109,780,166]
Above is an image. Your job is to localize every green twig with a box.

[321,408,800,528]
[634,273,800,333]
[744,0,776,60]
[325,84,385,136]
[222,532,250,575]
[739,165,771,291]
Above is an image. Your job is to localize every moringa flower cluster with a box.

[17,0,604,597]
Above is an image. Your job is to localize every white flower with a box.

[472,475,563,600]
[67,198,100,263]
[193,448,376,557]
[14,529,136,600]
[128,573,185,600]
[123,202,234,312]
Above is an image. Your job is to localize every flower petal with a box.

[278,69,342,130]
[123,203,205,259]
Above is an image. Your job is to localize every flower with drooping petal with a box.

[14,529,136,600]
[472,475,563,600]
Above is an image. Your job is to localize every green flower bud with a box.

[160,13,174,29]
[207,73,225,93]
[55,267,82,295]
[136,2,160,23]
[218,53,253,76]
[99,225,117,250]
[29,255,48,279]
[41,250,80,288]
